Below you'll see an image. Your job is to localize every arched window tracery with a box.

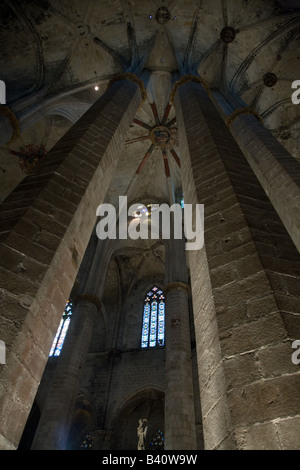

[141,287,165,348]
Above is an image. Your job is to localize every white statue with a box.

[137,418,148,450]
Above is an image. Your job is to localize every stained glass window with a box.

[141,287,165,348]
[49,300,73,357]
[80,433,94,450]
[149,430,164,450]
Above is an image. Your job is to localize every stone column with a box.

[31,295,100,450]
[172,75,300,450]
[0,73,145,450]
[164,236,197,450]
[214,93,300,254]
[31,235,113,450]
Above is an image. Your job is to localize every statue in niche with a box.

[137,418,148,450]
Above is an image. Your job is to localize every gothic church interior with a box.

[0,0,300,451]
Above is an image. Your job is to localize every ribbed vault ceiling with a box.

[0,0,300,202]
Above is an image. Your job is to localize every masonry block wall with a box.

[190,297,204,450]
[72,276,167,450]
[20,233,202,451]
[31,274,168,450]
[23,259,203,450]
[164,284,196,449]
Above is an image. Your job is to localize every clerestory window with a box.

[49,300,73,357]
[141,287,165,348]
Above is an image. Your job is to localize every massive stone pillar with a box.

[172,75,300,450]
[31,295,100,450]
[0,73,145,450]
[31,236,113,450]
[212,92,300,254]
[164,236,197,450]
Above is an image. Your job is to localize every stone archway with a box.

[110,389,164,450]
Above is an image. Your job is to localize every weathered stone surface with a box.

[0,78,143,449]
[175,77,300,450]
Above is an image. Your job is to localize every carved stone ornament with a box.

[263,72,277,87]
[155,7,171,24]
[225,107,263,129]
[150,125,171,148]
[170,74,211,104]
[220,26,236,43]
[137,418,148,450]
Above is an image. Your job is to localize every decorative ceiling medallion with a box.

[150,126,171,148]
[155,7,171,24]
[76,23,90,38]
[125,102,180,178]
[263,72,277,87]
[220,26,236,43]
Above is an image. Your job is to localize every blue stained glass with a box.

[141,287,165,348]
[149,301,158,347]
[53,317,70,356]
[49,319,63,356]
[157,301,165,346]
[149,430,164,450]
[141,302,151,348]
[49,301,73,357]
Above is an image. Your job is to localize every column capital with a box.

[76,294,102,311]
[164,281,191,295]
[0,105,21,144]
[170,74,211,104]
[107,72,147,107]
[225,107,263,129]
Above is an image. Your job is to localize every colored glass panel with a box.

[149,301,158,347]
[149,430,164,450]
[49,319,63,356]
[141,302,151,348]
[49,301,73,357]
[157,301,165,346]
[141,287,165,348]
